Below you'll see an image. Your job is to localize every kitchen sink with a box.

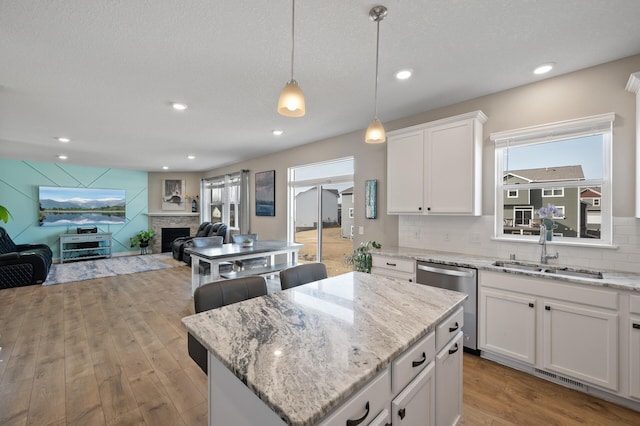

[492,260,603,279]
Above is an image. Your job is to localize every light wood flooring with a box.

[0,266,639,425]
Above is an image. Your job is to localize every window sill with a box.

[491,236,618,249]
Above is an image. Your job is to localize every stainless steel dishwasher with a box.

[416,261,478,353]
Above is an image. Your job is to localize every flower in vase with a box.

[537,203,559,219]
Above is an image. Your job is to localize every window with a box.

[202,172,247,230]
[492,113,614,245]
[348,208,354,218]
[542,188,564,197]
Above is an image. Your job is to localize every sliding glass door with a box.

[289,158,354,277]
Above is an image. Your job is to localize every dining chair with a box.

[188,275,268,374]
[279,262,328,290]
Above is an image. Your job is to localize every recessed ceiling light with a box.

[171,102,188,111]
[272,130,284,136]
[187,155,196,160]
[395,69,412,80]
[162,166,169,170]
[533,63,555,75]
[57,137,70,143]
[57,155,68,160]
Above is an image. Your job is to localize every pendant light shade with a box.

[365,5,387,144]
[278,79,305,117]
[365,118,386,143]
[278,0,305,117]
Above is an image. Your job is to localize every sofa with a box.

[182,222,228,265]
[0,227,53,289]
[171,221,213,261]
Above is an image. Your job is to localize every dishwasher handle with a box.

[417,264,475,278]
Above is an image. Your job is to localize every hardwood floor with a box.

[0,266,638,425]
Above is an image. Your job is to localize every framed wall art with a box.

[162,179,186,210]
[365,179,377,219]
[255,170,275,216]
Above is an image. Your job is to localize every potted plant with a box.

[242,238,254,247]
[0,205,12,223]
[130,229,155,252]
[345,240,381,273]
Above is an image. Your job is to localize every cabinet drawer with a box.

[63,234,110,242]
[631,295,640,315]
[368,408,390,426]
[371,267,414,283]
[319,368,391,426]
[436,307,464,352]
[371,255,415,274]
[392,331,435,394]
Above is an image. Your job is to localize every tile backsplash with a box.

[399,216,640,273]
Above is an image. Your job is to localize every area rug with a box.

[43,253,185,286]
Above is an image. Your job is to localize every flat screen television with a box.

[39,186,126,227]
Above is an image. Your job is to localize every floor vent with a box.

[534,368,588,390]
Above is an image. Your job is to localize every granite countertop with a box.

[374,247,640,292]
[182,271,467,426]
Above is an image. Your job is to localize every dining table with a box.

[185,240,303,294]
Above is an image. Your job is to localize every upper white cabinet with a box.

[387,111,487,216]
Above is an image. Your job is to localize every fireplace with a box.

[161,227,190,252]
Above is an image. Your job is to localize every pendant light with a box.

[278,0,305,117]
[365,5,387,144]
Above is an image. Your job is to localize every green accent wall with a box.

[0,159,148,259]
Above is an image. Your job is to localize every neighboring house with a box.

[580,187,602,238]
[503,166,585,237]
[295,187,339,230]
[340,187,354,239]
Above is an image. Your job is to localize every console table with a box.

[59,232,112,263]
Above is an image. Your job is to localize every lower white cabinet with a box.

[479,288,536,365]
[435,332,464,426]
[479,271,623,397]
[630,295,640,400]
[542,300,618,391]
[371,254,415,283]
[392,362,435,426]
[369,408,391,426]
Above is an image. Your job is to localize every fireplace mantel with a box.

[147,212,200,217]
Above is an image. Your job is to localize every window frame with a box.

[492,113,614,247]
[542,187,564,197]
[507,189,519,198]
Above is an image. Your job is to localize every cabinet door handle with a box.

[448,343,459,355]
[412,352,427,367]
[545,306,551,311]
[386,262,397,267]
[418,207,422,211]
[427,207,431,211]
[633,323,640,330]
[346,401,369,426]
[528,303,534,308]
[449,322,459,332]
[398,407,406,420]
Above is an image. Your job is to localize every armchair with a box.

[0,227,53,289]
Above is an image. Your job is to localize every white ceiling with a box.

[2,0,640,172]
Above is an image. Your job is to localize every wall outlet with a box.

[444,232,450,241]
[359,226,364,235]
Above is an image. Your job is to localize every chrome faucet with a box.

[539,223,559,264]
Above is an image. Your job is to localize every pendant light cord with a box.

[290,0,296,81]
[373,18,380,120]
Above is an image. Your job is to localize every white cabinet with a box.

[387,131,424,214]
[59,232,112,263]
[542,300,618,391]
[479,288,536,365]
[387,111,487,216]
[435,332,463,426]
[479,271,620,392]
[371,254,415,283]
[392,362,435,426]
[629,295,640,400]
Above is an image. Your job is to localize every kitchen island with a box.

[182,271,467,426]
